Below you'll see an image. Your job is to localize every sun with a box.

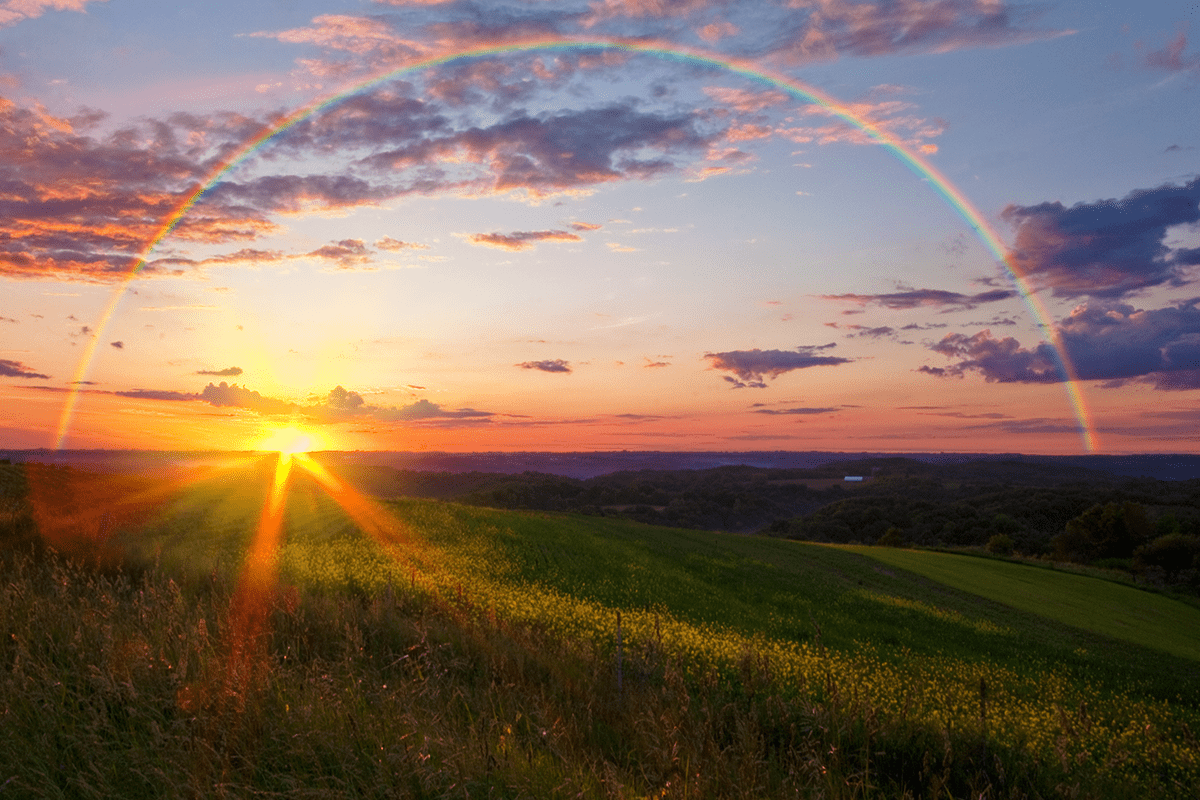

[256,425,322,458]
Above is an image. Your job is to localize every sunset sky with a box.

[1,0,1197,454]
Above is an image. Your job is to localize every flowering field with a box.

[113,466,1200,794]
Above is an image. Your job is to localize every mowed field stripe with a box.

[839,545,1200,662]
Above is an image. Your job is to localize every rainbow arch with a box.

[55,37,1098,453]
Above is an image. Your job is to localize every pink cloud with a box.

[0,0,107,29]
[772,0,1068,65]
[466,229,583,251]
[1141,26,1200,72]
[0,97,281,282]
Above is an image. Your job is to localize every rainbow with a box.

[55,38,1098,452]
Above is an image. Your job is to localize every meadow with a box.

[2,458,1198,798]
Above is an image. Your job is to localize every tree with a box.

[1134,534,1200,586]
[1053,501,1152,564]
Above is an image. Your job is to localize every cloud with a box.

[923,298,1200,389]
[822,288,1014,311]
[366,398,492,422]
[200,381,298,415]
[115,389,201,402]
[304,238,374,269]
[516,359,573,373]
[0,0,107,29]
[771,87,948,152]
[752,406,841,415]
[1141,26,1200,73]
[325,385,365,410]
[843,325,896,339]
[109,341,123,349]
[191,381,495,424]
[764,0,1068,65]
[0,97,280,283]
[1001,178,1200,299]
[924,330,1061,383]
[0,358,50,379]
[254,0,1063,87]
[196,366,244,377]
[375,236,429,251]
[206,175,397,215]
[570,221,603,231]
[246,13,430,66]
[466,229,582,251]
[703,344,851,388]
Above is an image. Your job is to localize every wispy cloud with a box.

[752,406,841,415]
[466,229,582,251]
[196,366,244,377]
[375,236,429,251]
[1140,25,1200,73]
[822,288,1014,311]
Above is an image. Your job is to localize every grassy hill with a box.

[2,459,1198,797]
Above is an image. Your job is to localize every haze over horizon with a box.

[1,0,1197,455]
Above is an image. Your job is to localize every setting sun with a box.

[256,426,321,457]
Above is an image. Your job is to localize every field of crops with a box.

[4,458,1199,797]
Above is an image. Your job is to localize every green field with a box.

[4,460,1199,798]
[844,545,1200,662]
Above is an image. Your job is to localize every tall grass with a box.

[4,545,1167,799]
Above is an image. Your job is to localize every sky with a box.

[0,0,1197,455]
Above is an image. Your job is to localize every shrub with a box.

[985,533,1015,556]
[876,527,905,547]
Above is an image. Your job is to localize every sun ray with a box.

[292,454,417,555]
[224,452,293,698]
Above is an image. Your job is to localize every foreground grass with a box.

[1,547,1054,799]
[7,546,1193,799]
[4,460,1199,797]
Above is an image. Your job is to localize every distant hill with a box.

[5,448,1200,480]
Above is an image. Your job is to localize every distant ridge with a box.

[3,449,1199,481]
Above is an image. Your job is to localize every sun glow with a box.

[256,426,321,458]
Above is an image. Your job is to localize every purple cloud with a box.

[115,389,202,402]
[0,359,50,379]
[822,288,1014,311]
[517,359,573,373]
[752,406,841,415]
[1002,178,1200,299]
[923,298,1200,389]
[703,344,851,388]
